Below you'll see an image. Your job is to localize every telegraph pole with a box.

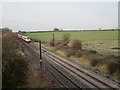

[53,33,55,47]
[39,40,42,68]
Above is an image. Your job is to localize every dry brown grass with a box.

[43,40,120,79]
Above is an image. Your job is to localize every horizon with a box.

[17,28,119,32]
[1,27,118,32]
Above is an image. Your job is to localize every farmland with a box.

[25,30,118,41]
[25,30,118,56]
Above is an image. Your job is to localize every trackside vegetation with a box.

[24,30,119,78]
[2,28,56,88]
[25,30,118,56]
[2,29,28,88]
[40,33,120,79]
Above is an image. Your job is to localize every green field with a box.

[25,30,118,56]
[25,31,119,78]
[25,30,118,41]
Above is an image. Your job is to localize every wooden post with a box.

[39,40,42,68]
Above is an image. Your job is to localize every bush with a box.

[90,59,100,66]
[55,40,63,50]
[49,40,54,47]
[89,50,97,54]
[74,51,82,58]
[62,34,70,46]
[2,31,28,88]
[55,40,62,46]
[71,40,82,51]
[107,61,120,74]
[65,49,75,57]
[2,56,28,88]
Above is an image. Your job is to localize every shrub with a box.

[71,40,82,51]
[2,56,28,88]
[74,51,82,58]
[89,50,97,54]
[62,34,70,46]
[49,40,54,47]
[55,40,62,46]
[107,60,120,74]
[65,49,75,57]
[90,59,100,66]
[2,30,28,88]
[55,40,63,50]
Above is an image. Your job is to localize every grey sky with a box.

[1,2,118,32]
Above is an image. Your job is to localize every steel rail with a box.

[42,63,70,89]
[43,51,102,89]
[43,57,82,89]
[42,48,118,90]
[22,41,81,89]
[22,40,119,89]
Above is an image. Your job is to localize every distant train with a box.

[17,34,31,43]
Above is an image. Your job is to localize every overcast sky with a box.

[1,2,118,32]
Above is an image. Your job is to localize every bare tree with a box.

[62,34,70,46]
[53,28,59,32]
[71,40,82,51]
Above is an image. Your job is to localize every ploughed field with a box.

[25,30,118,56]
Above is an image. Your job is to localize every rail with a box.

[21,40,119,89]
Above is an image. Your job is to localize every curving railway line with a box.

[42,48,119,89]
[21,40,119,89]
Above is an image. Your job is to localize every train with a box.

[17,34,31,43]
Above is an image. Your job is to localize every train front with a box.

[26,36,31,43]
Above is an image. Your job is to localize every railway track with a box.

[22,41,119,89]
[42,48,119,89]
[22,40,81,89]
[43,59,82,89]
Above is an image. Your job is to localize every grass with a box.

[39,43,120,79]
[82,40,118,56]
[29,30,119,78]
[42,44,102,73]
[24,30,118,41]
[25,31,118,56]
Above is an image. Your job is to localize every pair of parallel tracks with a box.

[22,41,119,89]
[42,48,119,89]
